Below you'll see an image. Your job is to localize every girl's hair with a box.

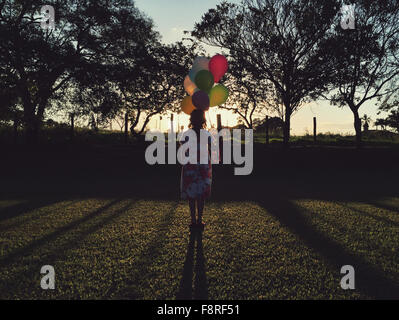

[189,109,206,131]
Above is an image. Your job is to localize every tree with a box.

[375,118,386,131]
[254,116,284,135]
[55,75,123,130]
[384,110,399,133]
[117,42,196,135]
[376,108,399,133]
[0,89,19,125]
[375,85,399,133]
[192,0,339,146]
[0,0,157,143]
[223,63,271,128]
[321,0,399,147]
[361,114,371,132]
[0,67,20,125]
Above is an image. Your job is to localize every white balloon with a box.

[189,56,209,81]
[192,56,209,71]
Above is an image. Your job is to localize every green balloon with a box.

[194,70,214,92]
[209,84,229,107]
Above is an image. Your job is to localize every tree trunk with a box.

[352,109,362,148]
[24,115,40,145]
[23,93,48,145]
[21,94,39,145]
[136,112,158,135]
[283,107,291,148]
[70,113,75,142]
[124,112,129,144]
[129,110,141,134]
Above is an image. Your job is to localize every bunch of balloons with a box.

[181,54,229,115]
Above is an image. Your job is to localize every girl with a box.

[180,109,212,230]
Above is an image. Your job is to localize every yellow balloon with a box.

[184,75,198,96]
[181,96,196,115]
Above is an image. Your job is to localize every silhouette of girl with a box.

[180,109,212,230]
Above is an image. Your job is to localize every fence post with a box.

[313,116,317,143]
[265,115,269,146]
[217,114,223,160]
[124,112,128,144]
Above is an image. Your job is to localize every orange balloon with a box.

[184,75,198,96]
[181,96,196,115]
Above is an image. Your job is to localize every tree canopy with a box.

[320,0,399,146]
[0,0,158,141]
[192,0,340,145]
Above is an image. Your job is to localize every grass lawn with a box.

[0,145,398,299]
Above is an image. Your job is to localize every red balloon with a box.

[209,54,228,83]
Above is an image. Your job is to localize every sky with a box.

[134,0,382,135]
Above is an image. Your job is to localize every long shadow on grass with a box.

[299,202,398,267]
[365,200,399,216]
[0,197,63,222]
[257,196,399,299]
[108,202,179,299]
[0,198,123,267]
[337,202,399,228]
[176,229,208,300]
[176,231,195,299]
[0,199,80,232]
[42,199,134,261]
[194,231,208,299]
[0,199,134,297]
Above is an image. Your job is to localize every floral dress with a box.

[180,133,212,200]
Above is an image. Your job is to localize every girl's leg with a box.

[189,199,196,224]
[197,197,205,223]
